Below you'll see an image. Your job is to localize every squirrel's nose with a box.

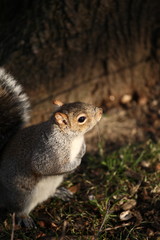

[98,108,103,115]
[95,107,103,121]
[95,107,103,114]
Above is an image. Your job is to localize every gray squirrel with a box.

[0,68,102,228]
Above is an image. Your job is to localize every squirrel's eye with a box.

[78,116,86,123]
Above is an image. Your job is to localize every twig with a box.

[59,220,68,240]
[95,200,111,239]
[11,212,15,240]
[45,207,55,220]
[105,222,131,231]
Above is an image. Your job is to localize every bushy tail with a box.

[0,68,30,151]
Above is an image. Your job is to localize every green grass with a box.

[1,140,160,239]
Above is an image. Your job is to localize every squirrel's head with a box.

[52,100,103,135]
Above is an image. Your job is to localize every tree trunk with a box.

[0,0,160,149]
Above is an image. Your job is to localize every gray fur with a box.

[0,118,85,215]
[0,72,102,225]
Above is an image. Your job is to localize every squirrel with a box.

[0,68,102,228]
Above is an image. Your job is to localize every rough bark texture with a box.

[0,0,160,149]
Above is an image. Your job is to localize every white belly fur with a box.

[70,136,84,162]
[23,175,63,215]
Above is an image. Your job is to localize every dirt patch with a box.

[86,88,160,152]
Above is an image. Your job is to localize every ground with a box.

[0,1,160,239]
[85,85,160,153]
[0,140,160,240]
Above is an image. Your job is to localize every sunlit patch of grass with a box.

[1,140,160,239]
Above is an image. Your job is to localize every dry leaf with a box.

[120,210,133,221]
[51,222,58,228]
[122,199,137,211]
[155,162,160,171]
[141,160,151,168]
[36,232,46,239]
[37,221,46,228]
[68,183,80,194]
[132,210,142,226]
[121,94,132,104]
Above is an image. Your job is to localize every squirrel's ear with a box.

[54,112,69,128]
[52,100,64,107]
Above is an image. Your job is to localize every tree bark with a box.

[0,0,160,148]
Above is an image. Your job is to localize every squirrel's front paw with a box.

[16,215,37,229]
[54,187,73,201]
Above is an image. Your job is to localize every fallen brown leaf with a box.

[68,183,81,194]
